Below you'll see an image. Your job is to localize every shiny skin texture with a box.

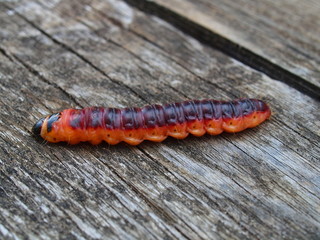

[32,99,271,145]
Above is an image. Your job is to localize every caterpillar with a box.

[32,99,271,145]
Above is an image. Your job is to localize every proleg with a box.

[32,99,271,145]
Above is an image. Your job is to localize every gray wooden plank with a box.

[124,0,320,99]
[0,0,319,239]
[0,34,185,240]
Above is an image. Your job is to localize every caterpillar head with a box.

[32,117,45,137]
[32,113,61,142]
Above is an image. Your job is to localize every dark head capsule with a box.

[32,117,45,136]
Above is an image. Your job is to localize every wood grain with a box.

[124,0,320,99]
[0,0,319,239]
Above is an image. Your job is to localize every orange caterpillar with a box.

[32,99,271,145]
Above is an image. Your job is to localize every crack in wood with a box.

[7,51,84,108]
[273,118,320,142]
[80,5,243,101]
[136,147,214,239]
[123,0,320,100]
[229,138,320,204]
[50,152,158,238]
[88,5,299,152]
[0,47,15,63]
[138,147,268,239]
[1,1,319,239]
[8,7,150,106]
[1,8,227,236]
[96,155,195,240]
[221,142,319,235]
[128,29,236,96]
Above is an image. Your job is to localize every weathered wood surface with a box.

[125,0,320,99]
[0,0,319,239]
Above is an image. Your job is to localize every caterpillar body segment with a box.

[32,99,271,145]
